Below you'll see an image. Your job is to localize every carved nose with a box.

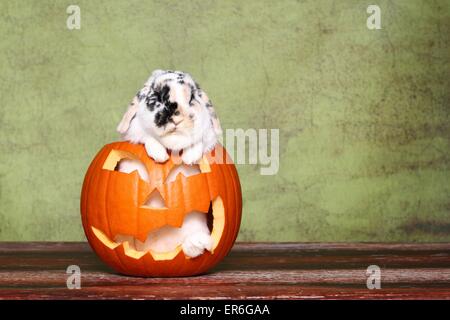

[144,189,166,209]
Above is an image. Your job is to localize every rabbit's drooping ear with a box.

[117,96,139,135]
[199,89,223,136]
[117,70,165,135]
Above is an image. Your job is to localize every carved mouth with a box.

[91,197,225,261]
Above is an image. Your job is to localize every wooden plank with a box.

[0,242,449,300]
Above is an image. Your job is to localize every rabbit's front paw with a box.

[182,232,213,258]
[145,142,169,163]
[181,145,203,165]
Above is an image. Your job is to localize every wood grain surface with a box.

[0,242,449,300]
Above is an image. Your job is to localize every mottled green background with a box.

[0,0,449,241]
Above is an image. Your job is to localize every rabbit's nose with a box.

[172,115,184,125]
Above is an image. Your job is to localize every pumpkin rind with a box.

[80,142,242,277]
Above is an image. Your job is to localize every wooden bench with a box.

[1,242,449,299]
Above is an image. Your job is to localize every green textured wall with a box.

[0,0,449,241]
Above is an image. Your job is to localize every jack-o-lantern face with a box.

[80,142,242,277]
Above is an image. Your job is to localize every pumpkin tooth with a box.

[149,246,183,261]
[92,226,184,261]
[165,207,186,228]
[116,240,183,261]
[121,241,147,259]
[118,242,183,261]
[91,227,120,249]
[165,163,202,184]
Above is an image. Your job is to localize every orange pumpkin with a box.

[80,141,242,277]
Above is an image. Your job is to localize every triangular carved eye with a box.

[143,189,166,209]
[165,164,201,184]
[102,149,150,182]
[115,158,150,182]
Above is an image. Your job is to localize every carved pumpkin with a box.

[80,141,242,277]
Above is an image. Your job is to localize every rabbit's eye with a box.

[174,110,180,116]
[153,91,162,103]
